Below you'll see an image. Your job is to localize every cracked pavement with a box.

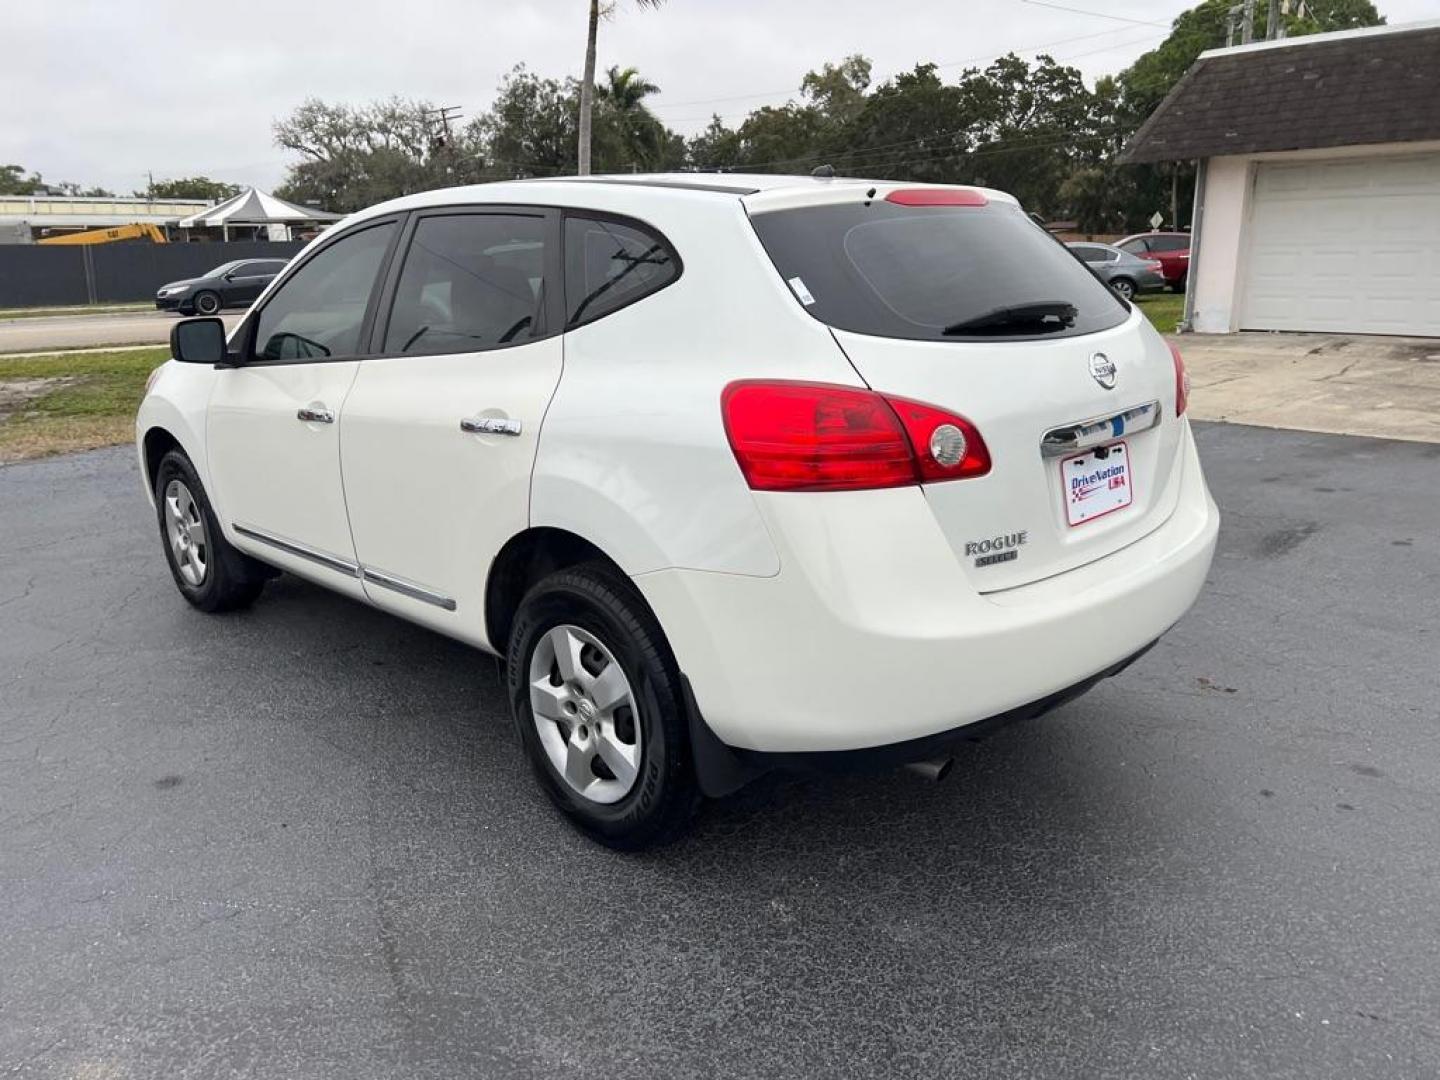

[1,425,1438,1079]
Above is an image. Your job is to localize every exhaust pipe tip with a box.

[903,755,954,783]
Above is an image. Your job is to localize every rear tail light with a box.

[1146,259,1164,272]
[1169,342,1190,416]
[721,380,990,492]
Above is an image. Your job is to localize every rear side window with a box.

[564,215,677,328]
[1149,235,1189,252]
[750,200,1128,341]
[1072,245,1109,264]
[1117,238,1148,255]
[383,213,547,355]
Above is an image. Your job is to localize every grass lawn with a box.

[1135,292,1185,334]
[0,347,167,463]
[0,302,153,321]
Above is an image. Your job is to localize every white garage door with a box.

[1241,153,1440,336]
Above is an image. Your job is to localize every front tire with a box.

[193,290,221,316]
[154,449,267,612]
[507,564,698,850]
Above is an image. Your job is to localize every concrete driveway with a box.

[0,310,244,354]
[1181,331,1440,443]
[2,425,1438,1079]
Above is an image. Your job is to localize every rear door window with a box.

[1149,235,1189,252]
[564,215,678,328]
[751,199,1128,341]
[382,213,548,355]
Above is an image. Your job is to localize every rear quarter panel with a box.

[530,193,863,577]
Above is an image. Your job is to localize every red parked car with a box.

[1115,232,1190,292]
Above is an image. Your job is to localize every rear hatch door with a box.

[747,186,1186,592]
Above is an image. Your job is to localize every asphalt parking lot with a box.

[2,423,1437,1079]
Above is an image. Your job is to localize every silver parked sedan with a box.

[1067,242,1167,301]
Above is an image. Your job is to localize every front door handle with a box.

[460,416,522,437]
[296,406,334,424]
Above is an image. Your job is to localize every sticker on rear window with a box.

[787,276,816,306]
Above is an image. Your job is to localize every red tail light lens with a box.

[1169,342,1190,415]
[721,380,990,492]
[883,395,991,482]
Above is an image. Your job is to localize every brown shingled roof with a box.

[1120,23,1440,164]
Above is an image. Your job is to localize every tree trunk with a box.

[577,0,600,176]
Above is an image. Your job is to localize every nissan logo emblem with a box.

[1089,352,1118,390]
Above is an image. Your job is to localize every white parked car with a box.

[137,173,1219,848]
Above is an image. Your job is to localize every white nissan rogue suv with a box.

[137,173,1219,848]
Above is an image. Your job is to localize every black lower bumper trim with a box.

[683,639,1158,798]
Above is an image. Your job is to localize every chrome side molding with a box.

[360,567,457,611]
[1041,400,1161,457]
[232,523,359,576]
[232,524,457,611]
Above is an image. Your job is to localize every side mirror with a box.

[222,270,237,281]
[171,317,229,365]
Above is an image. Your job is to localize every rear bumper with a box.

[633,422,1218,755]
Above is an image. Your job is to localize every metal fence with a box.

[0,241,307,308]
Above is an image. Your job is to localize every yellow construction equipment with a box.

[37,223,168,246]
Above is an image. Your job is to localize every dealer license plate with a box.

[1061,441,1134,527]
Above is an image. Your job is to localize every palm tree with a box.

[600,66,660,112]
[577,0,665,175]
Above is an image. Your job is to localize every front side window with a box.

[383,213,547,355]
[253,223,394,361]
[751,200,1128,342]
[564,215,677,328]
[1073,246,1107,264]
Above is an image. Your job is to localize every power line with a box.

[1016,0,1172,28]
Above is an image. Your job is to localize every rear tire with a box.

[154,449,267,613]
[507,563,698,850]
[193,290,221,315]
[1110,277,1136,301]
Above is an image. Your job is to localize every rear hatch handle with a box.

[1041,400,1160,457]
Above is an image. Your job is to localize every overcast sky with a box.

[4,0,1435,196]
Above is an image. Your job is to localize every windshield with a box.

[750,199,1128,342]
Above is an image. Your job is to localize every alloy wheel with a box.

[163,479,209,587]
[528,624,642,805]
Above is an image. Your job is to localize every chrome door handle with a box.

[460,416,522,437]
[296,406,334,424]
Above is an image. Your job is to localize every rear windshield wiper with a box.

[942,301,1079,336]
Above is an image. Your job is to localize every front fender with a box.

[134,360,214,510]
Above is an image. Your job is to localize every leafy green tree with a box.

[0,166,45,195]
[273,96,487,211]
[0,166,111,197]
[137,177,242,201]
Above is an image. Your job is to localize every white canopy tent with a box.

[178,188,341,240]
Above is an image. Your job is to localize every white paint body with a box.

[1189,141,1440,336]
[138,174,1219,755]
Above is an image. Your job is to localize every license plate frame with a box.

[1060,440,1134,527]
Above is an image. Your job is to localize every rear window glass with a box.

[750,200,1128,341]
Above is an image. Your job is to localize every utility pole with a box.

[422,106,464,180]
